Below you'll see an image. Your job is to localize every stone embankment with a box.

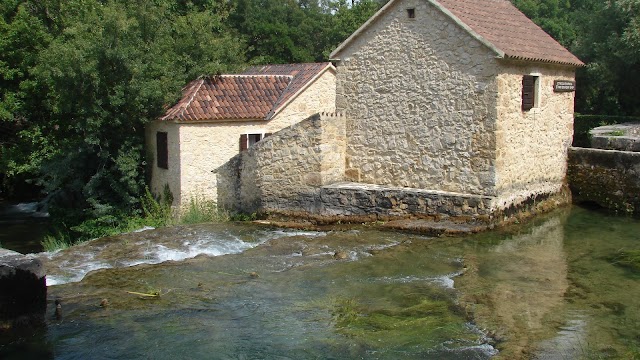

[0,249,47,332]
[568,122,640,215]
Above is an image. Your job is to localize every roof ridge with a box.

[208,74,295,79]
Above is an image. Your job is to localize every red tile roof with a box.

[437,0,584,66]
[161,75,292,121]
[243,63,334,118]
[161,62,334,122]
[330,0,583,67]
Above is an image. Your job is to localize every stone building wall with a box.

[217,113,346,214]
[147,70,336,207]
[494,64,576,208]
[333,0,500,195]
[145,120,181,205]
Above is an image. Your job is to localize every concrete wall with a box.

[217,113,346,214]
[333,0,500,195]
[147,69,336,207]
[495,64,576,209]
[568,147,640,215]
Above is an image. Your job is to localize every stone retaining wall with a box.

[568,147,640,214]
[319,183,494,222]
[216,112,346,214]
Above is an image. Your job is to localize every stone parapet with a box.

[589,123,640,152]
[568,147,640,215]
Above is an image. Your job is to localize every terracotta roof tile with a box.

[161,62,333,122]
[436,0,583,66]
[243,63,333,118]
[161,75,292,121]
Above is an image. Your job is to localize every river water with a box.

[1,206,639,359]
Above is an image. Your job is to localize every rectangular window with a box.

[522,75,539,111]
[156,132,168,169]
[240,133,269,151]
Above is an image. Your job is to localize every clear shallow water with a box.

[1,207,639,359]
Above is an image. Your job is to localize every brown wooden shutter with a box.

[239,134,248,151]
[522,75,535,111]
[156,132,168,169]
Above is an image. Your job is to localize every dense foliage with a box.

[512,0,640,116]
[0,0,381,240]
[0,0,638,239]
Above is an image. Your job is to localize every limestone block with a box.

[0,249,46,329]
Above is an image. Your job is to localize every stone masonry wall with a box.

[495,63,576,209]
[334,0,500,195]
[147,69,336,208]
[145,120,181,205]
[568,147,640,215]
[217,113,346,214]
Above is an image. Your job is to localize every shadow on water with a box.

[2,206,639,359]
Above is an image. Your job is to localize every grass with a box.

[608,130,625,136]
[42,231,75,252]
[40,187,257,252]
[179,195,229,224]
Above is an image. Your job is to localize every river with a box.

[1,206,638,359]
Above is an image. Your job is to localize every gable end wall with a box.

[335,0,500,196]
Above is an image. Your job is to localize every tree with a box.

[2,0,245,226]
[571,0,640,115]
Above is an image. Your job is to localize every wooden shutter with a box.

[156,132,168,169]
[239,134,248,151]
[522,75,535,111]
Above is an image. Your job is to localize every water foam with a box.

[43,228,327,286]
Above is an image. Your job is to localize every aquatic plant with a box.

[611,249,640,272]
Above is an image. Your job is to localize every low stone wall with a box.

[217,112,347,214]
[590,122,640,152]
[0,249,47,331]
[319,183,494,222]
[568,147,640,214]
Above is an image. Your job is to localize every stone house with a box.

[217,0,584,226]
[328,0,584,212]
[145,63,336,207]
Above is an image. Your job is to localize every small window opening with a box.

[156,132,168,169]
[407,8,416,19]
[240,133,270,151]
[522,75,539,111]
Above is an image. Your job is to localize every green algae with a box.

[611,249,640,272]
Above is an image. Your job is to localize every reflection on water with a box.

[1,206,639,359]
[0,202,50,254]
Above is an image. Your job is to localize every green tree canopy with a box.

[1,0,244,221]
